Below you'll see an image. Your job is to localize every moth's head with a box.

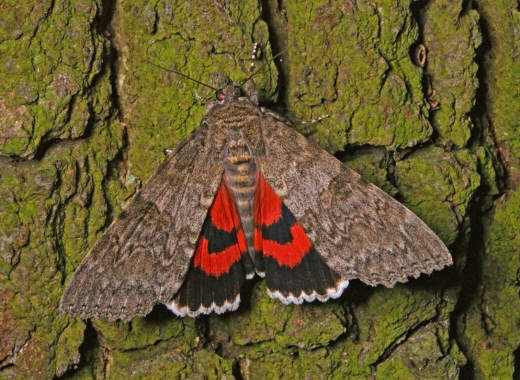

[215,85,243,103]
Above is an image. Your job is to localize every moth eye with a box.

[216,90,225,101]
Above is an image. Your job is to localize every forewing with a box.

[258,117,452,287]
[59,124,223,321]
[167,178,253,317]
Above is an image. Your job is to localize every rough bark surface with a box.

[0,0,518,379]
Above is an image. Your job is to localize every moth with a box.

[59,77,452,321]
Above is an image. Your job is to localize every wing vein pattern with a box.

[258,116,452,288]
[59,124,223,321]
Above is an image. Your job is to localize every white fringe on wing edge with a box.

[165,294,241,317]
[246,271,265,280]
[267,279,350,305]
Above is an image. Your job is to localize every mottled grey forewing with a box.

[258,116,452,287]
[59,124,223,321]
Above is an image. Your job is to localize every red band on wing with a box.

[193,229,247,277]
[262,224,311,267]
[254,174,282,226]
[210,179,241,232]
[193,178,247,277]
[254,174,312,268]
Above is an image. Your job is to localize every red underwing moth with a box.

[59,80,453,321]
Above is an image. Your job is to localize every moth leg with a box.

[299,114,330,124]
[260,107,290,123]
[295,114,330,137]
[259,107,329,137]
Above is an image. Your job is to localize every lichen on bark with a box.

[0,0,518,379]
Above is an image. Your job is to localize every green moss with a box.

[422,2,481,147]
[341,147,398,196]
[1,0,507,378]
[285,0,431,153]
[54,319,86,376]
[209,281,345,350]
[108,343,188,380]
[475,146,500,198]
[375,323,465,379]
[0,0,109,160]
[274,302,345,349]
[395,147,480,244]
[239,349,336,379]
[108,343,233,380]
[209,282,287,346]
[191,350,235,380]
[0,97,35,157]
[351,285,442,365]
[92,314,187,352]
[220,282,455,379]
[0,9,124,371]
[477,2,520,181]
[454,187,520,378]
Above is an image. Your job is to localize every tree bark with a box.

[0,0,519,378]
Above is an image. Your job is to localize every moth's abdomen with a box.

[224,135,258,257]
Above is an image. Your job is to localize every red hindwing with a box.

[254,174,312,268]
[193,178,247,277]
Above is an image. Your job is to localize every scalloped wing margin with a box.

[59,125,223,321]
[258,117,452,288]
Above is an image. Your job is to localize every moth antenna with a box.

[240,47,287,87]
[144,58,218,91]
[194,92,212,105]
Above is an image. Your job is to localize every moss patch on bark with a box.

[1,0,518,378]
